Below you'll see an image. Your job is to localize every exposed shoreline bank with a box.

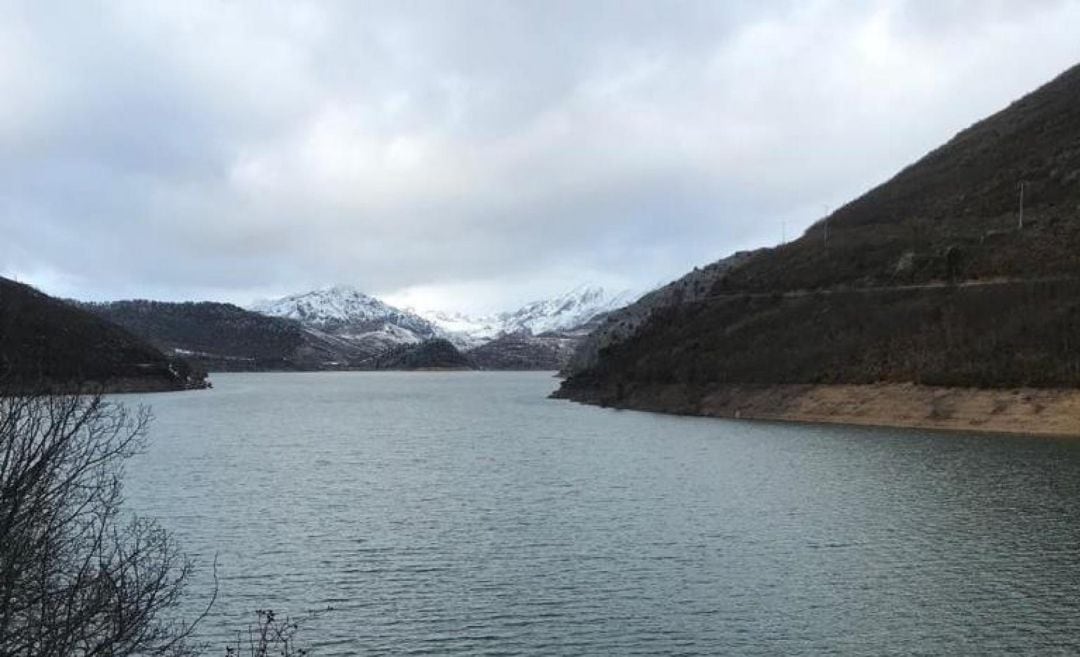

[553,382,1080,438]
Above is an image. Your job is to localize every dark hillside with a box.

[364,339,474,370]
[719,62,1080,293]
[83,300,307,371]
[561,279,1080,405]
[81,300,379,371]
[559,61,1080,404]
[468,332,577,370]
[0,277,206,392]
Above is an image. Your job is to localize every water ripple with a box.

[124,372,1080,655]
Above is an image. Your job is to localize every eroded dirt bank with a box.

[554,382,1080,437]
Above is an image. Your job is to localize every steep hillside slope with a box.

[563,252,757,375]
[722,62,1080,294]
[0,278,206,392]
[557,62,1080,428]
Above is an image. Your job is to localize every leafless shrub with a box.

[0,390,207,656]
[224,609,319,657]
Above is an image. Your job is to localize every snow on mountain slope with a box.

[251,284,639,356]
[499,285,638,336]
[250,286,440,356]
[562,251,760,375]
[416,285,638,347]
[252,286,435,333]
[413,310,503,349]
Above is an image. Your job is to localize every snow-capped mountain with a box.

[252,285,436,334]
[250,284,639,359]
[498,285,638,336]
[416,285,638,347]
[413,310,503,349]
[250,286,440,356]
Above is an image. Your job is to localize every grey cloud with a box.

[2,1,1080,311]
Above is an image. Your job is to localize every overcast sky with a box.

[2,1,1079,313]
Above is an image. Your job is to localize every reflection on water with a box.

[125,372,1080,655]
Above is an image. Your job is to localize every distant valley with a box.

[80,285,637,373]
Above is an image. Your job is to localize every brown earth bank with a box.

[553,382,1080,437]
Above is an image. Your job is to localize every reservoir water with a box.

[124,371,1080,655]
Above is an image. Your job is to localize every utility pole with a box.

[1018,181,1027,230]
[781,220,786,245]
[823,206,830,249]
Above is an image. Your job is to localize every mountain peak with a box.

[249,284,638,354]
[412,285,638,346]
[317,284,371,298]
[250,286,436,336]
[501,286,636,336]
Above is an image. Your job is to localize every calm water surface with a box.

[124,372,1080,655]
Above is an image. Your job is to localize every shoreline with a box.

[1,377,210,396]
[553,382,1080,438]
[198,367,553,373]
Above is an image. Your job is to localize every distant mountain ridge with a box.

[75,284,637,372]
[250,286,441,357]
[252,286,439,335]
[247,284,637,367]
[416,285,638,348]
